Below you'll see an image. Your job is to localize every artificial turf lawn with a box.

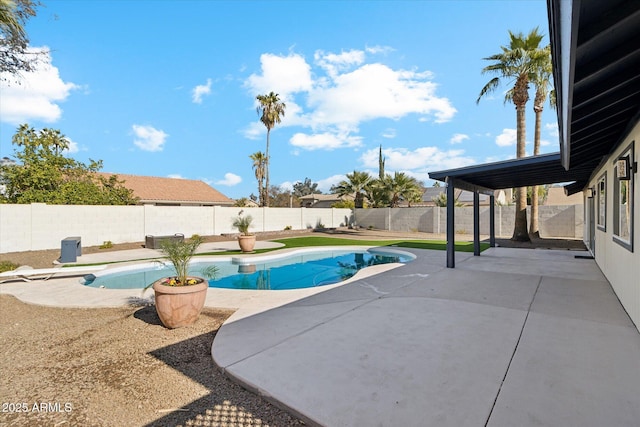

[270,236,490,253]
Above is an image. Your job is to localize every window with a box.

[613,142,634,251]
[597,173,606,230]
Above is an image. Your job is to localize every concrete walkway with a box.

[212,247,640,427]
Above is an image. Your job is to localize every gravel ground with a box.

[0,295,304,427]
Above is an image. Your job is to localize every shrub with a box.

[99,241,113,249]
[0,260,19,273]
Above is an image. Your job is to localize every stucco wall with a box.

[355,205,583,238]
[0,205,352,253]
[584,120,640,331]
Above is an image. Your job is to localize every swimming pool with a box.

[82,247,414,290]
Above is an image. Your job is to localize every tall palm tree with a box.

[477,28,545,241]
[529,44,554,239]
[333,170,372,209]
[249,151,266,207]
[256,91,286,207]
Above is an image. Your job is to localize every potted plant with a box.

[232,214,256,252]
[145,236,217,329]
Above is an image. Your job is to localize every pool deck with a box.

[1,241,639,426]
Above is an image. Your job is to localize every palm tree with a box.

[477,28,545,241]
[249,151,266,207]
[333,170,372,209]
[529,44,554,239]
[384,172,422,208]
[256,91,286,207]
[0,0,25,42]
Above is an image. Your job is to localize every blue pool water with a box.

[82,249,414,290]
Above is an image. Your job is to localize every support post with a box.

[489,195,496,247]
[473,191,480,256]
[446,178,455,268]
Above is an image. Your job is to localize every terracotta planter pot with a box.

[152,278,208,329]
[238,234,256,252]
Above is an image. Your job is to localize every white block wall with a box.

[355,205,583,238]
[0,205,352,253]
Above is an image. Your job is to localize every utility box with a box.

[60,236,82,263]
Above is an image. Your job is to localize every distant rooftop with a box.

[97,172,234,206]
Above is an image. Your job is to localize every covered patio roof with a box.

[429,152,595,195]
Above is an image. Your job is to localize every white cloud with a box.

[167,174,185,179]
[382,128,396,139]
[62,138,81,154]
[314,49,365,77]
[290,132,362,151]
[545,122,559,137]
[279,181,294,192]
[192,78,212,104]
[365,45,394,55]
[450,133,469,144]
[215,173,242,186]
[360,146,475,172]
[132,125,168,152]
[245,53,313,96]
[495,128,517,147]
[307,63,455,126]
[0,48,80,125]
[540,139,551,147]
[243,49,456,151]
[316,174,346,193]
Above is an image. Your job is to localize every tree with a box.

[432,192,464,207]
[0,0,45,80]
[477,28,546,241]
[378,145,385,179]
[332,170,372,209]
[267,185,294,207]
[256,91,286,207]
[293,177,321,198]
[234,197,250,207]
[529,44,554,239]
[249,151,266,207]
[383,172,422,208]
[0,124,138,205]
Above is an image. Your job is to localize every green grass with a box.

[269,236,490,253]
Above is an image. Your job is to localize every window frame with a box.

[612,141,634,251]
[597,172,606,231]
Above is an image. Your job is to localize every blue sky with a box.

[0,0,558,200]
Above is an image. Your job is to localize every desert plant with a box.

[232,214,253,235]
[284,225,292,230]
[148,236,217,287]
[0,260,19,273]
[99,240,113,249]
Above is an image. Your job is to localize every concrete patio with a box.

[212,246,640,427]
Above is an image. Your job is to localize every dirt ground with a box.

[0,295,304,427]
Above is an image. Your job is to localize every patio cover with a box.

[428,152,595,195]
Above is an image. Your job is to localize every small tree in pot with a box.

[145,236,217,329]
[233,214,256,252]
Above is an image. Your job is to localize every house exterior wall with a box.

[355,205,583,238]
[0,205,352,253]
[584,121,640,331]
